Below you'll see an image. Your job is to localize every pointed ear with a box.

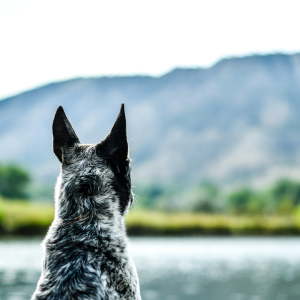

[52,106,80,162]
[96,104,128,161]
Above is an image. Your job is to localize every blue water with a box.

[1,237,300,299]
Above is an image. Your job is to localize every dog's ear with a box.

[96,104,128,161]
[52,106,80,162]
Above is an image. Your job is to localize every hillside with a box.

[1,53,300,187]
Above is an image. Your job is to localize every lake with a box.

[1,237,300,299]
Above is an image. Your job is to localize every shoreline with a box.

[1,200,300,236]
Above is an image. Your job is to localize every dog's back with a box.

[32,105,141,300]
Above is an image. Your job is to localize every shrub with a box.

[0,163,31,199]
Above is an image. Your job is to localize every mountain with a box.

[1,53,300,187]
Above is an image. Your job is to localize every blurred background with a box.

[1,0,300,299]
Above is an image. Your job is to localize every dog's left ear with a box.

[96,104,128,161]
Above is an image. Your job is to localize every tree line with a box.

[136,179,300,215]
[1,162,300,215]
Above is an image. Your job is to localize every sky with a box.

[0,0,300,99]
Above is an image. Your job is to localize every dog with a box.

[32,104,141,299]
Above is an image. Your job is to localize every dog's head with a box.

[52,105,132,219]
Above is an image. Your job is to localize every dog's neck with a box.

[48,174,128,249]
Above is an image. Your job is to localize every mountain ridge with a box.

[1,52,300,187]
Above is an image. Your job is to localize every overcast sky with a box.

[0,0,299,99]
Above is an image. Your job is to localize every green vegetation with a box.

[0,199,300,236]
[126,211,300,236]
[136,179,300,216]
[2,162,300,236]
[0,163,31,199]
[0,198,53,235]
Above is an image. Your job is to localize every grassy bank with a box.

[126,211,300,236]
[1,199,300,236]
[0,199,54,235]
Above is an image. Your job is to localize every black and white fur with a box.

[32,105,141,300]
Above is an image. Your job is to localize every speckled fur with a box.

[32,107,141,300]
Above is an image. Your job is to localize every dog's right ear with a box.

[52,106,80,162]
[96,104,128,161]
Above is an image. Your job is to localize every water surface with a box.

[1,237,300,299]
